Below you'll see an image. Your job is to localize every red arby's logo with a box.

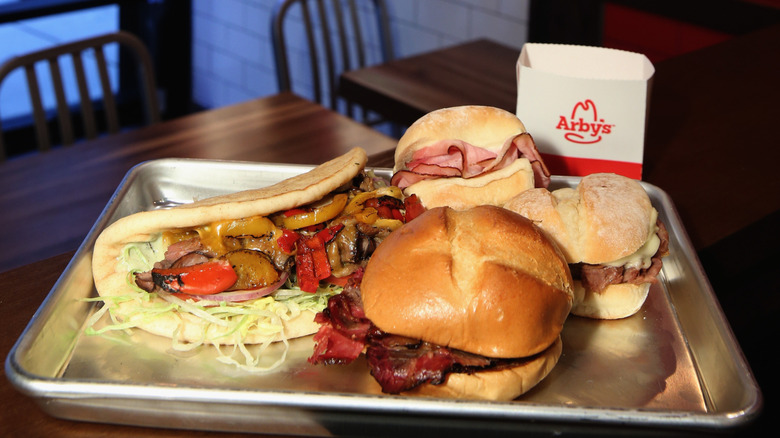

[555,99,614,144]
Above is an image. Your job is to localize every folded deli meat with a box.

[390,106,551,210]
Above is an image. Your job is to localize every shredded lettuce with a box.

[83,241,340,373]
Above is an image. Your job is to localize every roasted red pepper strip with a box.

[404,194,425,222]
[295,224,344,292]
[277,229,300,254]
[376,205,393,219]
[283,207,308,217]
[296,251,318,292]
[314,223,344,243]
[152,260,237,295]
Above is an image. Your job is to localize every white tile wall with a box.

[191,0,530,110]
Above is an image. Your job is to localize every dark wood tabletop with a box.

[340,39,518,128]
[2,25,779,437]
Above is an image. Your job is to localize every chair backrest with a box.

[271,0,393,114]
[0,31,160,160]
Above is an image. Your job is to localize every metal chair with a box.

[0,31,160,160]
[271,0,393,123]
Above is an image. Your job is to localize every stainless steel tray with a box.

[6,158,762,436]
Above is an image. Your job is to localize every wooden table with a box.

[0,92,397,273]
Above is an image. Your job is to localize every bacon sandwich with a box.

[310,205,573,400]
[390,105,551,210]
[505,173,669,319]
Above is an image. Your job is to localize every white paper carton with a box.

[516,44,654,179]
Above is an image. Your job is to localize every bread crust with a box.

[404,158,534,210]
[571,282,651,319]
[361,205,573,359]
[504,173,655,264]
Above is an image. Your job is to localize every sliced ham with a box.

[390,133,550,189]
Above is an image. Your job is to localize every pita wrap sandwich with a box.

[89,148,414,371]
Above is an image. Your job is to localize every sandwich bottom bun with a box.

[404,336,563,400]
[404,157,535,210]
[572,282,651,320]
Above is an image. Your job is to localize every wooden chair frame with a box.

[271,0,393,118]
[0,31,160,160]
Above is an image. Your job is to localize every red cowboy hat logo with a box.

[555,99,614,144]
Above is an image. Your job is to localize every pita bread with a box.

[91,148,368,345]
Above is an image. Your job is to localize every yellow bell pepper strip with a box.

[343,186,404,215]
[281,193,348,229]
[151,260,238,295]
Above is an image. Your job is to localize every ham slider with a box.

[391,105,550,210]
[310,205,573,400]
[504,173,670,319]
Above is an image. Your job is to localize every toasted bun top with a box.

[360,205,573,358]
[393,105,527,172]
[504,173,656,264]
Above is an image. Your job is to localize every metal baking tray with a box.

[6,158,762,436]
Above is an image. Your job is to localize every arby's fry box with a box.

[516,44,654,179]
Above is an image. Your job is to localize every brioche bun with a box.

[360,205,573,399]
[571,282,651,320]
[504,173,658,319]
[393,106,536,210]
[405,337,563,401]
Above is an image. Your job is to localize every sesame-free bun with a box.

[405,337,563,400]
[504,173,658,319]
[504,173,656,265]
[361,205,573,358]
[571,282,651,320]
[401,158,534,211]
[393,106,536,210]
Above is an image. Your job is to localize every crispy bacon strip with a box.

[308,269,536,394]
